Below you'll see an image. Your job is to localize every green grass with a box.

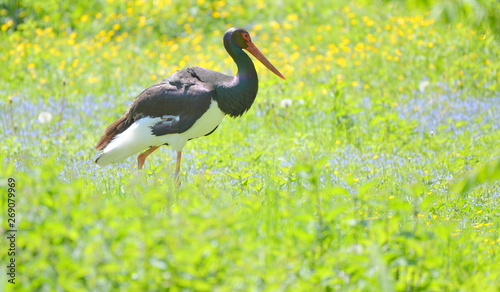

[1,0,499,290]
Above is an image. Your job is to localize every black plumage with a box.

[95,27,285,182]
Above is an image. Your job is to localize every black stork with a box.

[94,27,285,182]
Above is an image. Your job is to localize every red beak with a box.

[245,42,286,80]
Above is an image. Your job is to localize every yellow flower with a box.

[290,51,300,62]
[286,14,298,22]
[58,60,66,70]
[336,74,343,83]
[336,57,347,67]
[257,0,264,9]
[367,34,377,43]
[270,21,280,30]
[88,76,99,83]
[214,0,226,9]
[328,43,339,54]
[354,42,365,52]
[283,22,293,30]
[138,16,147,27]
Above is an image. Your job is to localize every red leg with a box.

[137,146,160,170]
[174,151,182,185]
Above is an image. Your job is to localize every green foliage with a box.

[454,158,500,195]
[371,0,500,36]
[430,0,500,36]
[1,0,499,290]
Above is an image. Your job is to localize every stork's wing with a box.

[95,70,215,150]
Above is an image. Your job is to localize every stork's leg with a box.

[137,146,160,170]
[174,151,182,185]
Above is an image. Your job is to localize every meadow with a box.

[1,0,499,290]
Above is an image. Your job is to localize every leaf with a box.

[453,158,500,195]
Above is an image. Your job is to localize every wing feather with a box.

[95,69,216,150]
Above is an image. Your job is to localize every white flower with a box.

[419,80,430,92]
[279,98,293,108]
[38,111,52,124]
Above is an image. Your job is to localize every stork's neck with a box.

[215,42,259,117]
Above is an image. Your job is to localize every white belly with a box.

[160,101,225,150]
[95,101,225,167]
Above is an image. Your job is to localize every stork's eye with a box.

[242,33,251,42]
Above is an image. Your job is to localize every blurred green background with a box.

[1,0,499,291]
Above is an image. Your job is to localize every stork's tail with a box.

[95,115,127,150]
[94,117,160,167]
[95,115,130,167]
